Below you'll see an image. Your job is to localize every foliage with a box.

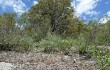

[75,19,110,70]
[94,29,110,46]
[92,46,110,70]
[0,13,17,49]
[0,13,17,42]
[0,13,36,51]
[28,0,83,36]
[37,32,74,53]
[16,35,36,52]
[0,1,110,70]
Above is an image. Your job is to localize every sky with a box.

[0,0,110,22]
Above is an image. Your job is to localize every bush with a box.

[0,31,36,52]
[37,32,74,53]
[73,33,89,55]
[94,29,110,46]
[92,46,110,70]
[16,35,36,52]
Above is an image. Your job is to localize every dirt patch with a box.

[0,51,96,70]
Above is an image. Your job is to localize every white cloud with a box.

[74,0,100,17]
[33,1,38,5]
[107,11,110,17]
[98,11,110,24]
[86,11,98,16]
[0,0,27,15]
[0,0,2,4]
[99,17,109,24]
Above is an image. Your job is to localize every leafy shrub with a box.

[16,35,36,52]
[37,32,74,53]
[0,32,36,52]
[73,33,89,54]
[92,46,110,70]
[94,29,110,46]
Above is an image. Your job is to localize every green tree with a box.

[0,13,18,50]
[28,0,83,37]
[0,13,17,42]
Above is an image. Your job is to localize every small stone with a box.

[0,62,16,70]
[62,56,71,62]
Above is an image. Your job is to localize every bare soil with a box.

[0,51,96,70]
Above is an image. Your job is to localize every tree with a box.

[0,13,17,42]
[105,20,110,30]
[28,0,83,37]
[0,13,18,50]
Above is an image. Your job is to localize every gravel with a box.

[0,51,96,70]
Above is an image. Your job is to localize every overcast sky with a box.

[0,0,110,22]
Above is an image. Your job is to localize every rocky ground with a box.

[0,51,96,70]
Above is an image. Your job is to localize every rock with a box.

[0,62,15,70]
[62,56,71,62]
